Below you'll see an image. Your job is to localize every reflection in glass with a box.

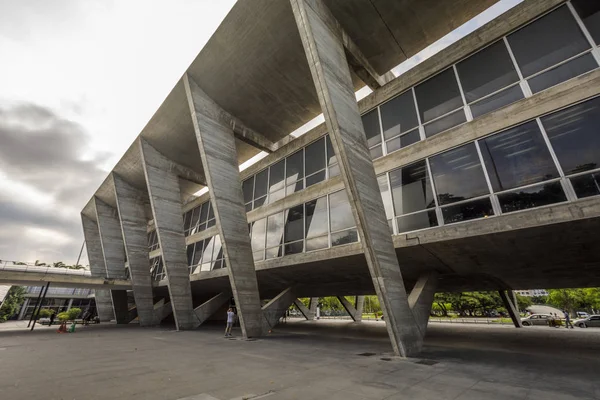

[286,149,304,193]
[498,181,566,213]
[326,135,337,166]
[571,0,600,44]
[243,177,254,205]
[306,170,326,187]
[329,190,354,232]
[429,143,490,205]
[415,68,463,123]
[541,96,600,175]
[457,40,520,102]
[571,172,600,198]
[424,109,466,138]
[389,160,434,216]
[284,204,304,243]
[254,169,268,199]
[362,109,382,148]
[331,229,358,247]
[266,212,284,250]
[192,240,203,266]
[380,91,418,140]
[377,174,394,221]
[470,85,524,118]
[396,210,438,233]
[507,6,590,77]
[284,241,303,255]
[441,198,494,224]
[305,196,328,239]
[528,53,597,93]
[305,138,325,176]
[369,145,383,160]
[251,218,267,252]
[200,237,216,271]
[269,160,285,193]
[386,129,420,154]
[479,121,559,191]
[306,236,329,251]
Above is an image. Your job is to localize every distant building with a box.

[16,286,96,320]
[515,289,549,297]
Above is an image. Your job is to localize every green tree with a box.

[531,295,548,305]
[515,293,532,311]
[0,286,26,322]
[547,289,585,314]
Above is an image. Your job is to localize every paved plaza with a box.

[1,320,599,400]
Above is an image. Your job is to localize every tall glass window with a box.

[456,40,524,118]
[268,160,285,204]
[250,218,267,262]
[326,135,340,178]
[415,68,466,137]
[305,196,329,251]
[361,110,383,159]
[377,174,394,232]
[183,201,214,236]
[286,149,304,195]
[328,190,358,246]
[284,204,304,255]
[266,212,284,259]
[572,0,600,45]
[507,6,597,93]
[305,137,326,187]
[380,90,421,154]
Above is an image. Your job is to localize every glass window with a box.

[212,235,223,269]
[305,196,328,239]
[424,109,466,138]
[269,160,285,194]
[389,160,434,216]
[369,146,383,160]
[528,53,597,93]
[541,96,600,175]
[251,218,267,252]
[415,68,464,123]
[572,0,600,44]
[507,6,590,78]
[386,129,420,154]
[479,121,559,192]
[331,229,358,247]
[457,40,520,103]
[186,243,195,266]
[380,91,419,140]
[470,85,524,118]
[430,143,490,205]
[284,204,304,244]
[199,202,209,226]
[266,212,284,250]
[284,241,304,255]
[305,138,326,176]
[254,169,268,200]
[571,172,600,198]
[441,198,494,224]
[183,210,193,233]
[306,170,326,187]
[377,174,394,221]
[326,135,338,167]
[200,237,216,271]
[286,149,304,192]
[242,177,254,205]
[329,190,354,232]
[497,181,566,213]
[361,109,382,148]
[396,210,438,233]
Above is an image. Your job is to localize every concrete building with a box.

[516,289,549,297]
[16,286,96,321]
[79,0,600,356]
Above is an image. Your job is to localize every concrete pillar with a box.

[81,215,115,322]
[407,273,438,336]
[337,296,363,322]
[111,290,130,324]
[194,292,231,325]
[291,0,422,356]
[112,173,159,326]
[309,297,318,316]
[66,298,74,311]
[183,74,264,338]
[18,298,30,320]
[499,290,523,328]
[262,288,296,329]
[294,299,315,320]
[139,139,198,330]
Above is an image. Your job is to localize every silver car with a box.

[574,315,600,328]
[521,314,554,326]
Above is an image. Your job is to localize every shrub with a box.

[67,308,82,320]
[37,309,52,318]
[57,312,70,322]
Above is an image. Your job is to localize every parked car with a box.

[521,314,554,326]
[576,311,590,318]
[574,315,600,328]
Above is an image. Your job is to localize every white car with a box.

[573,315,600,328]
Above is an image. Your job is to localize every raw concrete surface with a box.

[0,320,599,400]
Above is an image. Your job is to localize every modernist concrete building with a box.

[80,0,600,356]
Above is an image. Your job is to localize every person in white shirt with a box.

[225,308,235,337]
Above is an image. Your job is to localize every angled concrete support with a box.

[194,292,231,325]
[294,299,314,320]
[337,296,364,322]
[111,289,130,324]
[309,297,318,315]
[139,139,199,330]
[499,290,523,328]
[184,74,264,338]
[291,0,422,356]
[154,299,173,322]
[262,288,296,329]
[408,272,439,336]
[113,173,160,326]
[81,215,115,322]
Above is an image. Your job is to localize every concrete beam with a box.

[194,292,231,325]
[154,299,173,322]
[112,173,160,327]
[499,290,523,328]
[407,272,439,336]
[291,0,422,357]
[184,74,264,338]
[81,214,115,322]
[337,296,363,322]
[262,287,296,329]
[293,299,314,320]
[139,139,199,330]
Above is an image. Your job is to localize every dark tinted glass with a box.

[571,0,600,44]
[331,229,358,247]
[193,240,204,265]
[286,150,304,182]
[186,244,195,266]
[183,210,193,232]
[480,121,559,192]
[329,190,354,232]
[389,160,434,215]
[269,160,285,193]
[380,91,418,140]
[528,53,597,93]
[326,135,337,166]
[199,202,209,224]
[498,181,566,213]
[424,109,466,137]
[377,174,394,220]
[571,172,600,198]
[507,6,590,77]
[305,138,325,175]
[369,145,383,160]
[254,169,268,199]
[396,210,438,233]
[541,96,600,175]
[305,196,328,239]
[470,85,524,118]
[254,196,266,208]
[242,177,254,204]
[415,68,463,123]
[441,198,494,224]
[284,204,304,243]
[457,40,519,102]
[284,241,304,255]
[362,109,382,147]
[306,170,326,187]
[430,143,490,205]
[386,129,420,153]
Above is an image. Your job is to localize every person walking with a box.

[225,308,235,337]
[563,310,574,329]
[49,311,56,326]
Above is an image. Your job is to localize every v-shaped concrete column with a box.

[81,215,116,322]
[94,197,130,324]
[184,74,264,338]
[139,139,198,330]
[291,0,422,356]
[112,174,160,327]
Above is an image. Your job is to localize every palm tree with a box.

[53,261,66,269]
[34,260,47,266]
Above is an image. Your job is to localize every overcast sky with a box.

[0,0,520,266]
